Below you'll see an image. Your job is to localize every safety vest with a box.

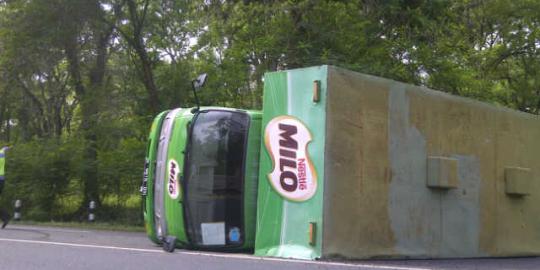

[0,147,5,180]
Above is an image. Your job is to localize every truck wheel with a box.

[162,236,177,253]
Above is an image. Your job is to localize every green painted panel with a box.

[165,109,193,244]
[254,71,287,255]
[143,110,169,243]
[255,66,328,260]
[243,111,262,248]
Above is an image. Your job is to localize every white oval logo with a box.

[168,159,180,199]
[265,115,317,201]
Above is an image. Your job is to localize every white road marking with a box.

[9,226,91,234]
[0,237,432,270]
[181,251,433,270]
[0,238,162,253]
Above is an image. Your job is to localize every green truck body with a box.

[143,65,540,260]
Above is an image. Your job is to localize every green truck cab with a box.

[142,107,261,251]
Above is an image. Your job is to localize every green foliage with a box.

[0,0,539,225]
[1,138,81,220]
[98,138,145,223]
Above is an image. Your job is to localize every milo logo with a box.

[265,115,317,201]
[168,159,180,199]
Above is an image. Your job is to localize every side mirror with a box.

[193,73,207,90]
[191,73,208,113]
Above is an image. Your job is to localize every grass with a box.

[11,220,145,232]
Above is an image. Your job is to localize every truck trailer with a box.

[142,65,540,260]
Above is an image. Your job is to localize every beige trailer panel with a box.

[323,66,540,259]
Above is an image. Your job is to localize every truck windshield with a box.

[183,110,249,247]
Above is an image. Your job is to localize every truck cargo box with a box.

[255,65,540,260]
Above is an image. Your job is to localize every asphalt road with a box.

[0,224,539,270]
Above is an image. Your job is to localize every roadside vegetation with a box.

[0,0,539,225]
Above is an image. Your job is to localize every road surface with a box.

[0,224,538,270]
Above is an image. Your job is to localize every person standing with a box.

[0,146,11,228]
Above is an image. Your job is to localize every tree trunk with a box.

[64,31,100,215]
[125,0,160,113]
[134,46,160,113]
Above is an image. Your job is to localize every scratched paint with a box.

[440,155,482,256]
[387,85,484,257]
[387,85,439,256]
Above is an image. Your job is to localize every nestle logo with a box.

[265,116,317,201]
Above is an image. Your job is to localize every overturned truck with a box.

[142,65,540,260]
